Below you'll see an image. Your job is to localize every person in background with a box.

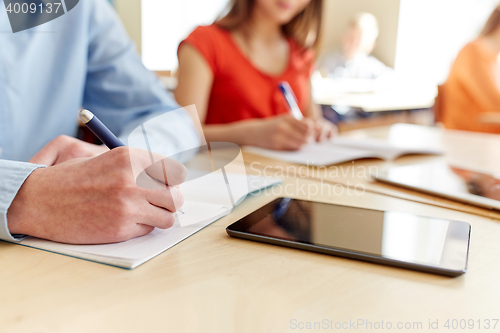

[319,12,391,79]
[175,0,336,151]
[440,5,500,133]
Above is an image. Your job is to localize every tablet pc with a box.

[373,162,500,211]
[227,198,470,277]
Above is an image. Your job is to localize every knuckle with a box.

[104,208,134,241]
[116,186,137,203]
[110,171,133,188]
[109,160,134,185]
[109,223,132,242]
[165,160,187,185]
[56,134,70,142]
[112,200,132,221]
[159,213,175,229]
[171,187,184,208]
[107,189,135,219]
[175,162,188,183]
[112,147,132,165]
[67,143,87,158]
[53,135,71,146]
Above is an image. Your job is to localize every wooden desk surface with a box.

[243,124,500,219]
[2,124,500,332]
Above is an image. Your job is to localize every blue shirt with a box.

[0,0,200,242]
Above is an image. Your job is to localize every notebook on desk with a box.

[244,137,443,166]
[11,171,282,269]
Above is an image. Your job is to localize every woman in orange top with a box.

[441,5,500,133]
[175,0,336,150]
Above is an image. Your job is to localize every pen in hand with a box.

[79,109,125,148]
[79,109,185,215]
[278,82,314,143]
[278,81,304,120]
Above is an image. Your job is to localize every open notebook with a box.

[12,171,282,269]
[244,137,443,166]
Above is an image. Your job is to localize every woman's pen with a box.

[278,81,304,120]
[79,109,185,214]
[278,81,314,143]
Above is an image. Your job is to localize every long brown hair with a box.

[481,5,500,36]
[216,0,323,50]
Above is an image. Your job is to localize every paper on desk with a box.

[177,201,228,227]
[332,137,443,160]
[16,172,283,269]
[244,138,443,166]
[244,143,377,166]
[179,169,245,207]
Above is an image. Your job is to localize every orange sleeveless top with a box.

[441,39,500,133]
[179,25,315,125]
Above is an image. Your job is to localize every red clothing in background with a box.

[179,24,315,125]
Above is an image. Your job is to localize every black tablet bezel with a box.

[226,198,470,277]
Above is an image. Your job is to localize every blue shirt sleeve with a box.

[82,0,200,162]
[0,160,44,242]
[0,0,200,243]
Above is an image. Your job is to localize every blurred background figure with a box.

[137,0,500,134]
[175,0,336,151]
[440,4,500,133]
[319,12,392,79]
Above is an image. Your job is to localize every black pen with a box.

[79,109,185,214]
[79,109,125,148]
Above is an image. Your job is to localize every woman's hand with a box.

[201,115,337,151]
[312,118,338,143]
[245,114,314,151]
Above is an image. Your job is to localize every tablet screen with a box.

[228,198,470,272]
[377,162,500,210]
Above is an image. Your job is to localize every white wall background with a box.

[114,0,142,55]
[141,0,229,71]
[395,0,499,85]
[322,0,499,85]
[136,0,500,82]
